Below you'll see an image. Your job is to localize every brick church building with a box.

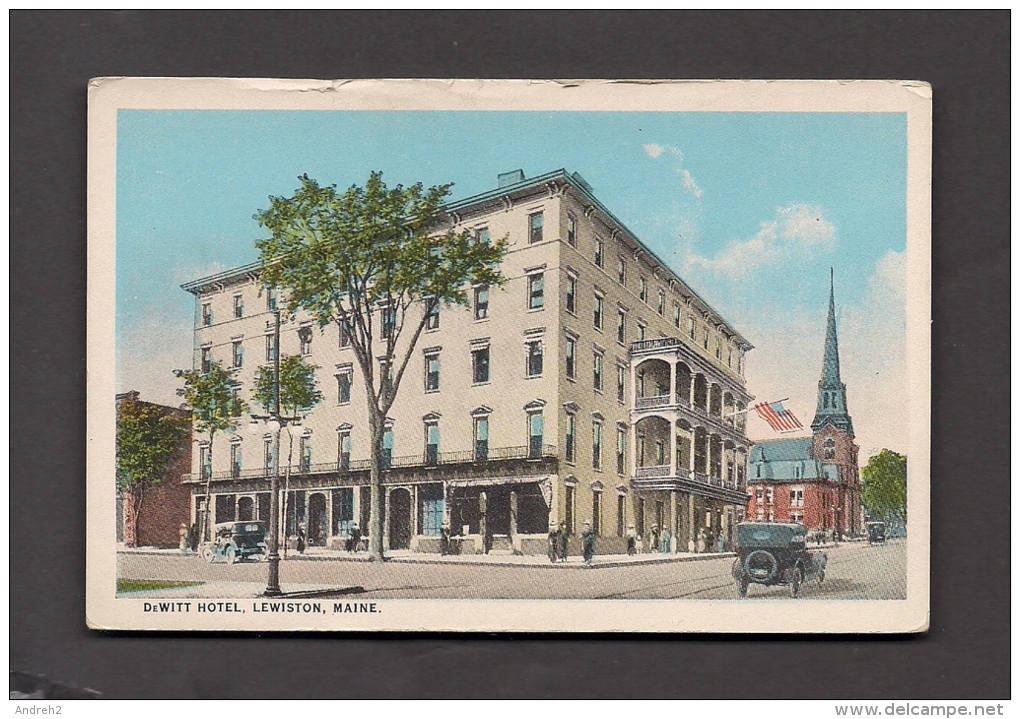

[745,275,863,537]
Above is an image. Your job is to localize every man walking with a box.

[581,521,596,565]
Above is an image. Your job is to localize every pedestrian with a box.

[350,522,361,553]
[440,521,451,556]
[179,523,189,553]
[697,529,706,554]
[558,521,569,562]
[548,523,560,563]
[661,527,672,554]
[296,527,306,554]
[649,525,660,554]
[626,524,637,555]
[581,521,595,565]
[189,522,199,552]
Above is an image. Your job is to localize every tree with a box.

[253,353,323,549]
[116,396,190,547]
[174,361,248,541]
[861,449,907,523]
[256,172,508,560]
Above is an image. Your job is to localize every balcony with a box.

[182,444,559,484]
[630,466,747,503]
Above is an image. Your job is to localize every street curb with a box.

[118,549,737,569]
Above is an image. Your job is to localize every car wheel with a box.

[225,546,237,565]
[790,566,804,598]
[250,552,263,562]
[201,545,216,563]
[737,576,749,598]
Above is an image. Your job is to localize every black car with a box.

[200,521,268,564]
[732,522,827,598]
[866,521,887,545]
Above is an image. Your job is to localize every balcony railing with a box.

[632,467,740,491]
[635,464,671,477]
[635,394,671,409]
[631,337,684,352]
[182,444,558,483]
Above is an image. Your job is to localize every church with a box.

[745,275,863,537]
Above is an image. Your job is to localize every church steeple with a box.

[812,269,854,437]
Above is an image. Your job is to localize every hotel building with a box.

[181,169,753,555]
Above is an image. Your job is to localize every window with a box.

[592,420,603,470]
[657,289,666,316]
[528,273,544,310]
[381,306,397,339]
[617,256,627,285]
[424,352,441,392]
[425,299,440,330]
[791,512,803,525]
[565,275,576,314]
[474,285,489,320]
[755,487,764,502]
[299,326,313,355]
[617,427,626,475]
[617,364,626,403]
[824,437,836,460]
[703,328,709,350]
[617,494,626,537]
[474,416,489,460]
[565,336,576,379]
[673,303,681,329]
[528,413,544,459]
[232,340,244,369]
[637,322,646,342]
[715,341,722,360]
[233,295,244,319]
[425,421,440,466]
[336,370,352,405]
[594,236,604,268]
[593,294,604,330]
[766,487,774,504]
[617,309,626,344]
[565,412,576,464]
[529,211,544,243]
[790,489,804,507]
[593,352,604,391]
[476,227,491,245]
[688,316,697,340]
[526,340,544,377]
[655,439,666,466]
[230,442,242,479]
[379,359,393,384]
[727,349,733,368]
[299,436,312,473]
[472,345,490,384]
[566,214,577,246]
[266,287,278,312]
[592,490,602,536]
[198,445,211,480]
[265,334,278,362]
[382,430,394,469]
[339,319,352,348]
[201,303,213,327]
[565,485,576,535]
[338,431,351,470]
[201,347,212,374]
[639,277,648,303]
[263,438,276,475]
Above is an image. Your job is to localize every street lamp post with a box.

[248,308,301,597]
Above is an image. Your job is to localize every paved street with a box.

[118,538,905,600]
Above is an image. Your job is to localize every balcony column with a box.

[688,492,696,552]
[669,358,677,403]
[630,422,638,478]
[669,420,678,477]
[670,490,678,553]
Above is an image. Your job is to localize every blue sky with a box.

[116,110,907,461]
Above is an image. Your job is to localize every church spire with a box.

[812,269,854,436]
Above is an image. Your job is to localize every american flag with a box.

[753,400,804,433]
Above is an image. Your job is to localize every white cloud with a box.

[643,143,664,159]
[684,204,835,281]
[680,169,703,199]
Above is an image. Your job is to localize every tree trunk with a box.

[202,434,214,542]
[129,485,145,548]
[368,416,385,561]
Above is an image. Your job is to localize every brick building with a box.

[745,276,863,536]
[117,391,193,548]
[180,169,753,555]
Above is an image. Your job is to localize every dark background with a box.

[10,11,1009,699]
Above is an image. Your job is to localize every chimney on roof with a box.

[497,169,525,188]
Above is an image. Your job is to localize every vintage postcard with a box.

[87,78,931,632]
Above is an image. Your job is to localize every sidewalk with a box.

[118,543,736,569]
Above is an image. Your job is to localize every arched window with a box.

[823,437,836,460]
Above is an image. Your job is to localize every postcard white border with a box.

[87,78,931,632]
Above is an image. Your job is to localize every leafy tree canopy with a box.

[174,361,247,435]
[254,354,324,419]
[116,398,190,492]
[861,449,907,522]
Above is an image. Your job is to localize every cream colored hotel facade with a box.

[181,169,753,556]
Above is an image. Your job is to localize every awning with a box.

[446,475,549,488]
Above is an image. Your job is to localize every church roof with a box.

[749,438,838,483]
[750,437,813,463]
[811,270,855,436]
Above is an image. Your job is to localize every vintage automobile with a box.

[866,521,887,545]
[732,522,827,598]
[200,521,267,564]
